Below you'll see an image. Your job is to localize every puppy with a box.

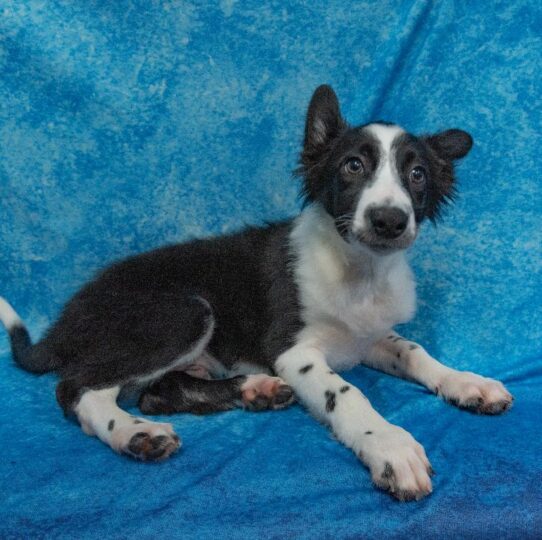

[0,85,513,501]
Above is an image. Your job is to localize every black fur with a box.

[325,390,336,413]
[297,84,472,237]
[2,84,472,421]
[138,372,247,415]
[299,364,313,374]
[382,462,394,479]
[4,222,300,413]
[7,325,53,373]
[9,221,301,414]
[139,372,294,414]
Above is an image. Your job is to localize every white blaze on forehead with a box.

[352,123,415,234]
[366,123,405,154]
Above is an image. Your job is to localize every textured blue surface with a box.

[1,1,541,538]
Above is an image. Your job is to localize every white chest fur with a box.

[290,205,416,369]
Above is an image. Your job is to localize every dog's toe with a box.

[126,431,180,461]
[360,425,433,502]
[114,422,181,461]
[439,372,513,415]
[273,385,295,408]
[241,375,295,411]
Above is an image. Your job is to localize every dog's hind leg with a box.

[73,385,181,461]
[138,371,295,415]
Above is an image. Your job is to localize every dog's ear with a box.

[424,129,473,161]
[302,85,346,161]
[422,129,473,221]
[298,86,346,204]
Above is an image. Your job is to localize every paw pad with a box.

[241,375,295,411]
[125,431,180,461]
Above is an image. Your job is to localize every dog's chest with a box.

[296,231,416,341]
[299,261,415,337]
[289,207,417,365]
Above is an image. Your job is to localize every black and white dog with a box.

[0,85,513,501]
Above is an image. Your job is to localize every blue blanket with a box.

[1,1,541,538]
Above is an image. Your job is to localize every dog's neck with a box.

[291,203,409,286]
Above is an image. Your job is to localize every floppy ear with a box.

[425,129,473,161]
[422,129,473,221]
[301,85,346,167]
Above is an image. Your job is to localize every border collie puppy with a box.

[0,85,513,501]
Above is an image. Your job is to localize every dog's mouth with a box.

[349,229,417,254]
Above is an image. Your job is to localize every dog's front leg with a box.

[365,333,513,414]
[275,344,433,501]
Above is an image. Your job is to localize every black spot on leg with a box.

[340,385,350,393]
[396,352,401,358]
[392,363,397,370]
[365,431,373,435]
[324,390,336,413]
[328,370,335,375]
[387,335,395,340]
[382,462,394,479]
[108,419,115,431]
[299,364,313,374]
[134,419,144,424]
[409,344,419,351]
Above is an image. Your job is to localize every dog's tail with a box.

[0,297,56,374]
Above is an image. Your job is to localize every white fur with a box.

[74,301,212,457]
[290,204,416,370]
[275,202,431,498]
[274,343,432,499]
[0,296,23,331]
[75,386,180,457]
[352,124,416,238]
[276,202,512,499]
[366,333,513,412]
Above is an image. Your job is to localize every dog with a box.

[0,85,513,501]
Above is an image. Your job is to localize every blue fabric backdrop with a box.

[1,1,541,538]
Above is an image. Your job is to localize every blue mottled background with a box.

[1,1,541,538]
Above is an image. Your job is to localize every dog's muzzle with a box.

[351,206,415,253]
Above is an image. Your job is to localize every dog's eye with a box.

[345,158,363,174]
[409,166,426,188]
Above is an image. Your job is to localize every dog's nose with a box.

[368,207,408,239]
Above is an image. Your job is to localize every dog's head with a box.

[297,85,473,254]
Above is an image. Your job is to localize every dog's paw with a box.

[436,371,513,414]
[113,420,181,461]
[241,374,295,411]
[358,425,433,502]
